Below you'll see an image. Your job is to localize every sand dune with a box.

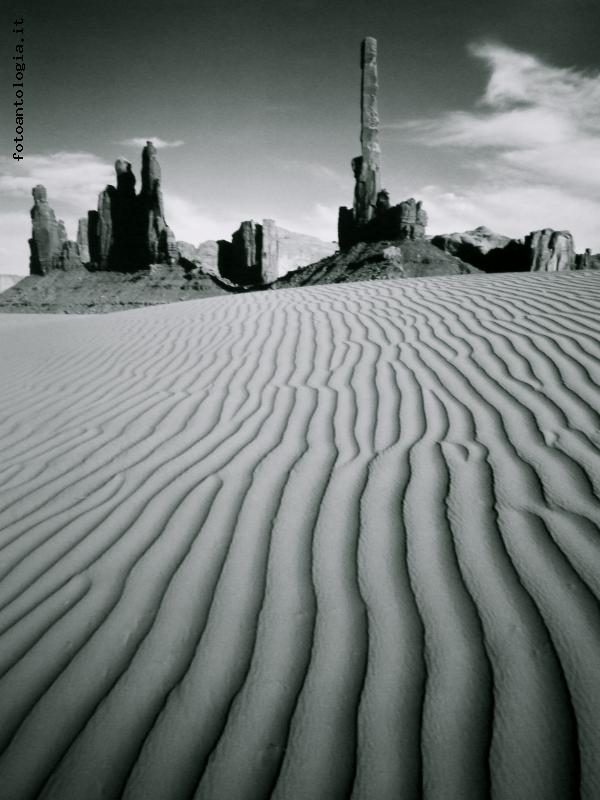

[0,270,599,799]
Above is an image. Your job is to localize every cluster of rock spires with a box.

[28,142,335,284]
[27,37,597,286]
[338,37,428,250]
[29,142,177,276]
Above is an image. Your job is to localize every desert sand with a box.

[0,270,599,799]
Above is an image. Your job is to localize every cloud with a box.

[421,184,600,248]
[272,157,348,189]
[388,43,600,250]
[118,137,184,149]
[0,152,113,208]
[0,212,30,275]
[162,193,241,244]
[277,202,339,244]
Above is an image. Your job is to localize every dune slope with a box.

[0,270,599,800]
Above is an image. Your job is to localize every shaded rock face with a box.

[338,39,428,250]
[218,221,337,285]
[29,185,63,275]
[526,229,575,272]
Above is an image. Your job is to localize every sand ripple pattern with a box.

[1,271,599,799]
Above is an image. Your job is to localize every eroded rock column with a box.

[353,37,381,226]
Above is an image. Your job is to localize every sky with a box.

[1,0,599,274]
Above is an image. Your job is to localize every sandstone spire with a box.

[28,185,62,274]
[338,38,428,250]
[353,37,381,226]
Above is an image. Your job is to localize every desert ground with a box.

[0,270,599,799]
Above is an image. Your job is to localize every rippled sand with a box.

[0,271,599,799]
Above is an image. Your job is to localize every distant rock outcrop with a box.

[526,229,575,272]
[217,221,337,285]
[338,38,429,250]
[177,240,220,277]
[431,226,527,273]
[28,186,63,275]
[432,226,589,273]
[574,249,600,270]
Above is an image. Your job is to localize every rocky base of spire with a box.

[338,195,428,251]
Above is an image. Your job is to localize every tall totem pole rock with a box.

[354,37,381,227]
[28,185,63,274]
[338,38,428,250]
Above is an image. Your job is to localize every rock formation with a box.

[431,226,527,273]
[140,141,177,266]
[29,185,63,275]
[57,240,83,271]
[177,240,220,277]
[354,37,381,226]
[96,188,113,269]
[526,229,575,272]
[77,218,90,264]
[574,249,600,269]
[217,220,336,285]
[84,141,177,271]
[338,38,429,250]
[432,225,585,273]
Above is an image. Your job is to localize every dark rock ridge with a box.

[271,238,478,290]
[338,38,429,250]
[432,225,594,273]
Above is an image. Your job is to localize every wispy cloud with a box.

[118,137,185,149]
[387,43,600,249]
[0,152,113,208]
[161,193,241,244]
